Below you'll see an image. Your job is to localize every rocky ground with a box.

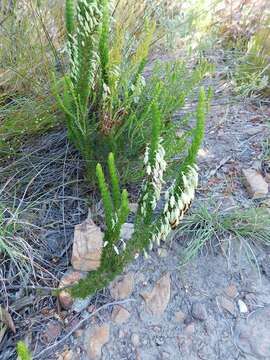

[1,57,270,360]
[31,89,270,360]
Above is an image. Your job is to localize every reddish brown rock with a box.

[111,306,130,324]
[43,321,62,343]
[110,272,134,300]
[140,273,171,317]
[224,284,238,298]
[218,296,236,316]
[85,323,110,359]
[71,218,104,272]
[58,270,84,310]
[242,168,268,199]
[174,310,187,323]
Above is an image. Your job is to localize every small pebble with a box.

[238,299,248,313]
[191,302,208,321]
[131,333,140,347]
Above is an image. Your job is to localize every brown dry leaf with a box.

[0,306,16,334]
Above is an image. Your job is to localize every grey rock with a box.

[235,306,270,359]
[191,302,208,321]
[218,296,236,316]
[131,333,140,347]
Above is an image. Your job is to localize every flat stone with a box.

[244,125,266,137]
[238,299,248,313]
[140,273,171,317]
[242,168,268,199]
[218,296,236,316]
[235,306,270,358]
[72,296,92,313]
[71,218,104,271]
[119,330,125,338]
[224,284,238,298]
[174,310,187,323]
[131,333,140,347]
[84,323,110,360]
[43,321,62,343]
[110,272,134,300]
[191,302,208,321]
[184,322,195,336]
[58,270,85,310]
[111,306,130,324]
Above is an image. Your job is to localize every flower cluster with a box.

[149,164,199,250]
[67,0,102,84]
[140,139,167,216]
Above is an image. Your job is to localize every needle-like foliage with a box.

[71,91,208,298]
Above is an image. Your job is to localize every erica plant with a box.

[53,0,212,184]
[71,88,208,298]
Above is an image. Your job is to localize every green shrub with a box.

[54,0,212,183]
[71,87,207,298]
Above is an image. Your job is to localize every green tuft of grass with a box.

[177,204,270,266]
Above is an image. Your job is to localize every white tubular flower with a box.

[169,210,176,223]
[160,159,167,171]
[146,165,152,175]
[143,249,149,259]
[144,147,149,164]
[164,214,170,224]
[174,207,180,220]
[177,198,184,211]
[156,152,161,163]
[163,202,169,213]
[153,168,159,180]
[182,173,188,188]
[164,189,170,201]
[186,186,195,201]
[103,241,108,248]
[113,245,119,255]
[181,191,190,206]
[170,195,176,208]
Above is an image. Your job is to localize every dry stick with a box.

[32,298,136,359]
